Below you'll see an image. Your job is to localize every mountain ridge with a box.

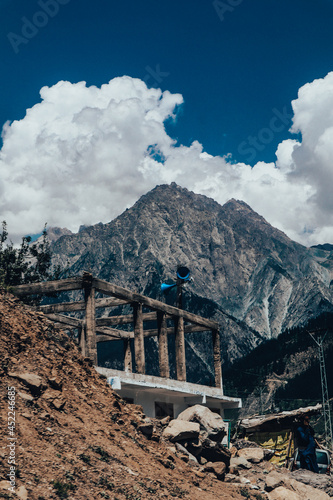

[50,183,333,365]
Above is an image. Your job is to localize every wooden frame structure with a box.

[12,272,222,388]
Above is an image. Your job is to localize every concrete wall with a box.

[118,387,225,418]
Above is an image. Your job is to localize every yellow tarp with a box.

[246,430,294,466]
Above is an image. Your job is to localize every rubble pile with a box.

[0,291,270,500]
[1,290,332,499]
[139,407,333,499]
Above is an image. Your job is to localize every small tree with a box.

[0,221,59,288]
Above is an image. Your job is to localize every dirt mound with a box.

[0,291,256,500]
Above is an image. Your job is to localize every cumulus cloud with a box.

[1,73,333,245]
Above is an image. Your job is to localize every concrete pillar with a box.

[157,311,169,378]
[133,303,145,374]
[175,316,186,381]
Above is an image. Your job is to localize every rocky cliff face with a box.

[50,183,333,365]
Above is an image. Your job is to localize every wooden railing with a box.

[12,272,223,388]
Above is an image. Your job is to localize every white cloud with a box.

[1,73,333,246]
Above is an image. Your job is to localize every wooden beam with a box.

[94,323,209,340]
[95,297,129,308]
[175,316,186,382]
[157,312,169,378]
[96,327,133,339]
[92,277,219,329]
[13,274,218,328]
[212,329,222,390]
[45,313,82,328]
[11,277,84,296]
[40,301,86,313]
[133,303,145,374]
[39,296,129,314]
[96,311,156,327]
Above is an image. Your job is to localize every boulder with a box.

[48,376,63,391]
[177,405,226,442]
[230,456,252,470]
[203,461,227,481]
[8,372,44,394]
[265,471,285,492]
[41,389,66,410]
[237,447,265,463]
[184,438,202,457]
[265,472,331,500]
[291,469,333,494]
[200,438,231,466]
[162,419,200,442]
[175,442,198,464]
[267,486,301,500]
[17,485,28,500]
[138,420,154,438]
[289,477,331,500]
[17,391,34,402]
[0,481,10,490]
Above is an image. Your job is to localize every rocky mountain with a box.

[50,183,333,367]
[43,226,73,243]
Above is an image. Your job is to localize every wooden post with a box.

[157,312,170,378]
[83,273,97,365]
[133,303,145,374]
[212,329,223,390]
[79,323,87,357]
[124,339,132,373]
[285,431,293,469]
[175,316,186,381]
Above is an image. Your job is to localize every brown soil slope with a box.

[0,291,256,500]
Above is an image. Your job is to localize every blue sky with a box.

[1,0,333,244]
[2,0,333,163]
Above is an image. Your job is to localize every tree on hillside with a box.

[0,221,60,287]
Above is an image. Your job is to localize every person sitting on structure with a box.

[295,415,319,473]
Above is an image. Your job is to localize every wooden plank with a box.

[212,329,222,389]
[143,324,210,337]
[133,303,145,374]
[96,327,133,339]
[95,297,129,308]
[157,312,169,378]
[45,313,82,328]
[175,316,186,382]
[40,301,86,313]
[53,323,77,331]
[93,324,209,340]
[285,431,293,468]
[93,277,219,329]
[39,296,129,314]
[96,311,156,327]
[11,277,83,296]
